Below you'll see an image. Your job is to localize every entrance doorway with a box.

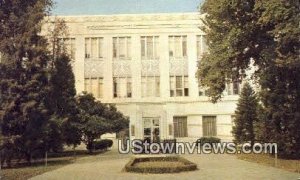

[143,118,160,143]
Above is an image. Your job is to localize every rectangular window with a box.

[85,37,103,59]
[170,76,189,97]
[169,124,173,136]
[202,116,217,137]
[131,125,135,136]
[173,117,187,138]
[169,36,187,58]
[113,77,132,98]
[113,37,131,59]
[141,76,160,97]
[227,81,240,95]
[84,77,103,98]
[141,36,159,60]
[197,35,208,59]
[57,38,76,59]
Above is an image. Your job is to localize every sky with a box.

[51,0,204,15]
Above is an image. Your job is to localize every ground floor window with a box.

[173,116,187,137]
[202,116,217,137]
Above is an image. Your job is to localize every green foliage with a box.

[198,0,300,158]
[232,82,258,145]
[86,139,113,152]
[196,137,221,146]
[0,0,54,163]
[125,157,197,174]
[77,93,129,153]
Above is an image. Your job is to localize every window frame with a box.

[173,116,188,138]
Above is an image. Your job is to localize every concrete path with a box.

[31,149,300,180]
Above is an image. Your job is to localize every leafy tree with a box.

[198,0,300,158]
[77,93,129,153]
[232,82,258,146]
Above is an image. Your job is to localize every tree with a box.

[232,82,258,146]
[77,93,129,153]
[0,0,54,163]
[198,0,300,158]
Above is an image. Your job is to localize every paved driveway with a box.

[31,150,300,180]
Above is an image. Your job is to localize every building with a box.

[44,13,240,143]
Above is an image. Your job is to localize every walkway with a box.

[31,149,300,180]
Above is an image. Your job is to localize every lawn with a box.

[1,149,104,180]
[237,153,300,173]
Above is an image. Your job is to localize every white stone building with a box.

[44,13,240,143]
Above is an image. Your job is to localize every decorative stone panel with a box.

[113,60,131,77]
[84,60,104,78]
[141,60,160,76]
[169,58,188,76]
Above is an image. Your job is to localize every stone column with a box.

[131,35,141,99]
[159,34,170,99]
[103,35,113,101]
[187,34,198,98]
[74,35,85,94]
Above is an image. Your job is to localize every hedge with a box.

[196,137,221,146]
[86,139,113,151]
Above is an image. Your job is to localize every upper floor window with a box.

[113,37,131,60]
[58,38,76,59]
[141,36,159,60]
[85,37,103,59]
[227,81,240,95]
[170,76,189,97]
[113,77,132,98]
[169,36,187,58]
[197,35,208,59]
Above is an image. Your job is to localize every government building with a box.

[44,13,240,143]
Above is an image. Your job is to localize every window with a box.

[169,36,187,58]
[198,80,209,96]
[85,37,103,59]
[113,77,132,98]
[57,38,76,59]
[173,117,187,137]
[131,125,135,136]
[113,37,131,59]
[141,36,159,59]
[84,77,103,98]
[169,124,173,136]
[202,116,217,137]
[141,76,160,97]
[227,81,240,95]
[170,76,188,97]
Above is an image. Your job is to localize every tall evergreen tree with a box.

[0,0,53,163]
[232,82,258,146]
[198,0,300,157]
[49,54,81,149]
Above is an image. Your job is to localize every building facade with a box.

[44,13,240,143]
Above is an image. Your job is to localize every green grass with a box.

[237,153,300,173]
[1,149,104,180]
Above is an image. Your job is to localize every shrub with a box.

[124,156,197,173]
[86,139,113,152]
[196,137,221,146]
